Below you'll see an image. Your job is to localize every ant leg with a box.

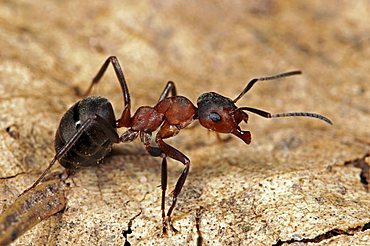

[138,132,168,234]
[79,56,131,104]
[161,157,168,234]
[141,125,189,233]
[22,115,118,195]
[158,81,177,102]
[120,129,139,143]
[156,137,190,233]
[139,132,162,157]
[76,56,132,128]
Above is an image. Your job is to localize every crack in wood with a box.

[122,209,142,246]
[272,153,370,245]
[0,172,27,180]
[272,222,370,245]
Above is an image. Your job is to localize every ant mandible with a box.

[24,56,332,234]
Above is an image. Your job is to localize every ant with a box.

[23,56,332,235]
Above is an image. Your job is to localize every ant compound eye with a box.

[209,112,221,123]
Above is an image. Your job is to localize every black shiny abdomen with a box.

[55,96,118,169]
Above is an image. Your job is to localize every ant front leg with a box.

[139,132,162,157]
[155,123,190,234]
[137,132,169,234]
[158,138,190,233]
[160,157,168,234]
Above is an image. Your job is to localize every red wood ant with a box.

[23,56,332,234]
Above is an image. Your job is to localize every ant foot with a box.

[161,219,168,236]
[168,217,179,234]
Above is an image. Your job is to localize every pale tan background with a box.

[0,1,369,245]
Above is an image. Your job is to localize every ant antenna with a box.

[239,107,333,125]
[233,70,302,103]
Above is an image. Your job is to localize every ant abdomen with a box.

[55,96,119,169]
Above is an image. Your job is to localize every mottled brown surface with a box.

[0,1,369,245]
[0,180,66,245]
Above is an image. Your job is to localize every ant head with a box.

[195,70,332,145]
[196,92,251,144]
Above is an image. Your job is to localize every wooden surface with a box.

[0,1,369,245]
